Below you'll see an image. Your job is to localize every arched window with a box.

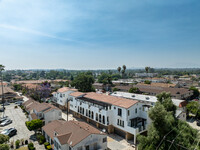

[96,113,98,121]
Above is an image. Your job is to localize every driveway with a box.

[0,104,45,150]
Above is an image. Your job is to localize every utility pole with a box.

[66,99,69,121]
[0,65,5,118]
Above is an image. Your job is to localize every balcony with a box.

[128,117,147,133]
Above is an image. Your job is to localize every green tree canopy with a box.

[186,101,200,118]
[144,80,151,84]
[138,92,199,150]
[0,144,9,150]
[189,86,200,99]
[128,87,140,94]
[25,119,43,134]
[0,134,9,144]
[97,73,112,85]
[71,72,95,92]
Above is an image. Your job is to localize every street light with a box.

[0,64,5,117]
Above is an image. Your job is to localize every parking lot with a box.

[0,103,45,150]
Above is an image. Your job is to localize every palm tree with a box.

[117,67,121,74]
[122,65,126,78]
[123,65,126,72]
[0,64,5,117]
[145,66,150,73]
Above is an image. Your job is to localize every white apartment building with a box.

[69,92,150,144]
[111,91,187,121]
[52,87,77,110]
[42,120,107,150]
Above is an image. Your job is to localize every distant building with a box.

[135,73,158,78]
[114,84,193,100]
[42,120,107,150]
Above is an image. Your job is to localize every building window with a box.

[128,110,130,116]
[107,117,109,125]
[77,146,82,150]
[103,137,107,143]
[103,116,105,124]
[117,119,119,125]
[91,111,94,119]
[85,145,89,150]
[96,113,98,121]
[99,114,102,122]
[118,108,122,116]
[114,107,116,109]
[86,110,88,116]
[135,108,137,114]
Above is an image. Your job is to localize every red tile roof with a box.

[83,92,138,108]
[69,92,85,97]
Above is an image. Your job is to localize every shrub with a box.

[14,106,18,109]
[44,142,50,149]
[15,140,20,149]
[39,135,45,144]
[28,142,35,150]
[46,145,52,150]
[0,144,9,150]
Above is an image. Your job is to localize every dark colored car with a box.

[0,107,5,112]
[1,128,17,137]
[1,102,10,106]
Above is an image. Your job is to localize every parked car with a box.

[1,102,10,106]
[0,116,9,123]
[0,119,12,126]
[15,101,23,105]
[197,120,200,126]
[1,128,17,137]
[0,107,5,112]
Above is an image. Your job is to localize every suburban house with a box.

[51,87,77,110]
[69,92,150,144]
[111,91,187,121]
[42,120,107,150]
[0,86,23,103]
[135,73,158,78]
[23,99,62,124]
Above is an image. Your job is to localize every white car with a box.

[0,119,12,126]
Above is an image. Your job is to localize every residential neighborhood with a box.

[0,0,200,150]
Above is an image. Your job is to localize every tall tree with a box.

[145,66,150,73]
[189,86,200,99]
[71,72,94,92]
[138,92,199,150]
[117,67,121,74]
[25,119,43,134]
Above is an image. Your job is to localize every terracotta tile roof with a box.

[138,83,176,88]
[0,87,15,95]
[22,84,41,90]
[26,102,40,112]
[69,92,85,97]
[133,85,192,96]
[30,113,38,120]
[57,87,77,93]
[54,120,105,146]
[57,133,72,145]
[83,92,138,109]
[42,120,66,140]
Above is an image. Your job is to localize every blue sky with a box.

[0,0,200,70]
